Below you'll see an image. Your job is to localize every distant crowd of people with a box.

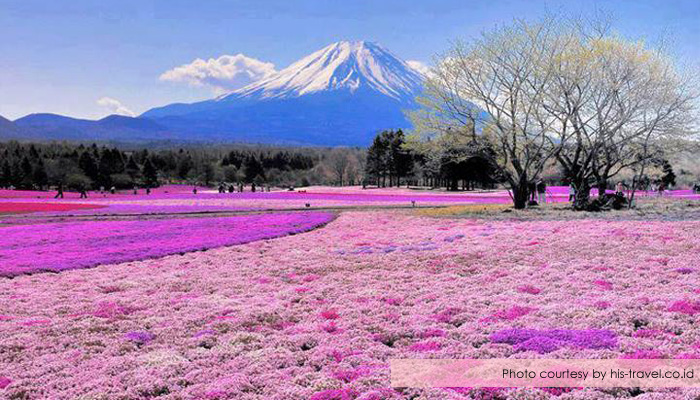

[53,184,152,199]
[49,182,278,198]
[523,178,680,207]
[213,182,271,194]
[41,179,700,201]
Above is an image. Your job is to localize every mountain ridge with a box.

[13,113,172,142]
[4,41,427,146]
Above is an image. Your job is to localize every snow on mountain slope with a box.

[219,41,424,102]
[139,41,428,145]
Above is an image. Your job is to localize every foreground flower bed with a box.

[0,202,105,215]
[0,212,334,277]
[1,210,700,398]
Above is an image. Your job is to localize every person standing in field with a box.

[568,183,576,202]
[615,182,625,196]
[54,182,64,199]
[536,180,547,204]
[528,181,537,202]
[79,187,88,199]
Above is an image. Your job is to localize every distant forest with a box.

[0,131,501,191]
[0,141,366,190]
[0,129,689,191]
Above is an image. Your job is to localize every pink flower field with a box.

[0,212,334,277]
[1,187,700,399]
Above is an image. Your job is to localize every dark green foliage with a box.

[142,158,158,188]
[365,129,413,187]
[0,141,337,190]
[661,159,677,187]
[365,129,500,190]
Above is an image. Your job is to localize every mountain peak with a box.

[219,40,423,102]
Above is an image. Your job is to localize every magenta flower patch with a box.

[0,377,11,389]
[490,329,617,353]
[675,268,695,274]
[516,285,541,295]
[0,212,334,277]
[668,300,700,315]
[124,331,155,345]
[409,340,442,352]
[320,309,340,320]
[593,280,613,290]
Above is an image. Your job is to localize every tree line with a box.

[0,141,365,191]
[364,129,500,190]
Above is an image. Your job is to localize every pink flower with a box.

[489,306,534,321]
[432,307,461,324]
[668,300,700,315]
[309,388,357,400]
[0,377,11,389]
[594,301,611,310]
[593,280,613,290]
[320,321,341,334]
[621,349,665,359]
[320,309,340,320]
[517,285,541,295]
[93,301,135,319]
[418,328,446,338]
[409,341,442,352]
[383,297,403,306]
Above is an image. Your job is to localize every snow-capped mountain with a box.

[142,41,426,145]
[3,41,426,145]
[221,41,423,102]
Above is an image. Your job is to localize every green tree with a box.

[142,158,159,187]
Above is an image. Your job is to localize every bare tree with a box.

[541,26,697,208]
[410,14,697,209]
[328,148,350,186]
[408,18,563,208]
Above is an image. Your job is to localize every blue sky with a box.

[1,0,698,120]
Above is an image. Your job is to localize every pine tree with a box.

[125,155,140,179]
[19,156,34,189]
[32,158,48,189]
[661,160,677,187]
[78,152,99,183]
[0,159,10,188]
[142,158,159,188]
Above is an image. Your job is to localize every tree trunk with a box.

[573,179,591,210]
[597,178,607,197]
[510,177,529,209]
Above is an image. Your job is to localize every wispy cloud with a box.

[159,54,277,94]
[406,60,432,77]
[96,97,136,117]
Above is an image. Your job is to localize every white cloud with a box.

[96,97,136,117]
[159,54,277,94]
[406,60,432,78]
